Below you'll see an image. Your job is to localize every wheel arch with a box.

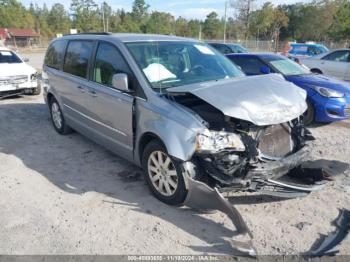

[136,127,197,166]
[310,68,323,74]
[47,92,54,104]
[138,132,165,165]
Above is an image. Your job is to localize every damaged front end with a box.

[164,74,349,256]
[170,89,319,198]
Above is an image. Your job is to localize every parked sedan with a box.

[300,49,350,81]
[227,53,350,124]
[288,43,328,58]
[0,47,40,97]
[208,42,248,54]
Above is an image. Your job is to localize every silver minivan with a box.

[43,33,319,211]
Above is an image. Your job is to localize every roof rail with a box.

[63,32,112,36]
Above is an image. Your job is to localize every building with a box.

[0,28,40,47]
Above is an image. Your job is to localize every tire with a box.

[311,69,322,74]
[303,100,315,126]
[142,140,188,206]
[49,97,72,135]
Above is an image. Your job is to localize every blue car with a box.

[288,43,328,57]
[226,53,350,124]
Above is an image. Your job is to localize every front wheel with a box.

[303,100,315,126]
[142,140,188,206]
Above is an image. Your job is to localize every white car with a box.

[300,49,350,82]
[0,47,40,97]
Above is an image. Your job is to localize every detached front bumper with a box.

[182,147,349,256]
[247,144,311,180]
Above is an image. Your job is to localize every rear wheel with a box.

[303,100,315,126]
[142,140,187,206]
[49,97,72,135]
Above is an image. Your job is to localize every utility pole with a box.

[101,2,106,32]
[223,1,227,43]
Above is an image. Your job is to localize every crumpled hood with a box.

[286,74,350,94]
[167,74,307,126]
[0,63,36,77]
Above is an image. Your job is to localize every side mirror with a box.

[23,58,29,62]
[112,73,131,92]
[260,66,271,74]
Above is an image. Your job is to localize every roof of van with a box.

[59,33,198,43]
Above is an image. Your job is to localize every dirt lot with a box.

[19,52,45,70]
[0,94,349,256]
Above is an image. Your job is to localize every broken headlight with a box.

[195,130,245,153]
[30,73,38,81]
[310,85,344,98]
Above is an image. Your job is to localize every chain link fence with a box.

[2,36,349,53]
[206,39,350,52]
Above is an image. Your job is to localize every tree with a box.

[187,19,201,38]
[231,0,257,40]
[175,17,188,37]
[203,12,222,39]
[329,1,350,41]
[48,3,70,35]
[131,0,149,32]
[114,10,141,33]
[70,0,101,32]
[249,2,274,39]
[0,0,35,29]
[270,7,289,50]
[146,11,174,34]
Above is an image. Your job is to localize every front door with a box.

[83,42,135,159]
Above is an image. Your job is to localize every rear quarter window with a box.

[63,41,94,78]
[44,40,66,70]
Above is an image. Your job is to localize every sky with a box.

[21,0,310,20]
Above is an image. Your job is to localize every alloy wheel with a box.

[51,102,63,129]
[147,151,178,196]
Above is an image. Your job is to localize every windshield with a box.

[126,41,244,89]
[265,57,310,76]
[0,50,22,64]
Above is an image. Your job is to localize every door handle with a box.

[88,90,98,97]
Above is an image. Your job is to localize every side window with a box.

[307,46,321,55]
[93,42,132,88]
[63,41,94,78]
[322,51,349,62]
[44,40,66,70]
[231,57,267,75]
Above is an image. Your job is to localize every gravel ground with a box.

[0,94,349,256]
